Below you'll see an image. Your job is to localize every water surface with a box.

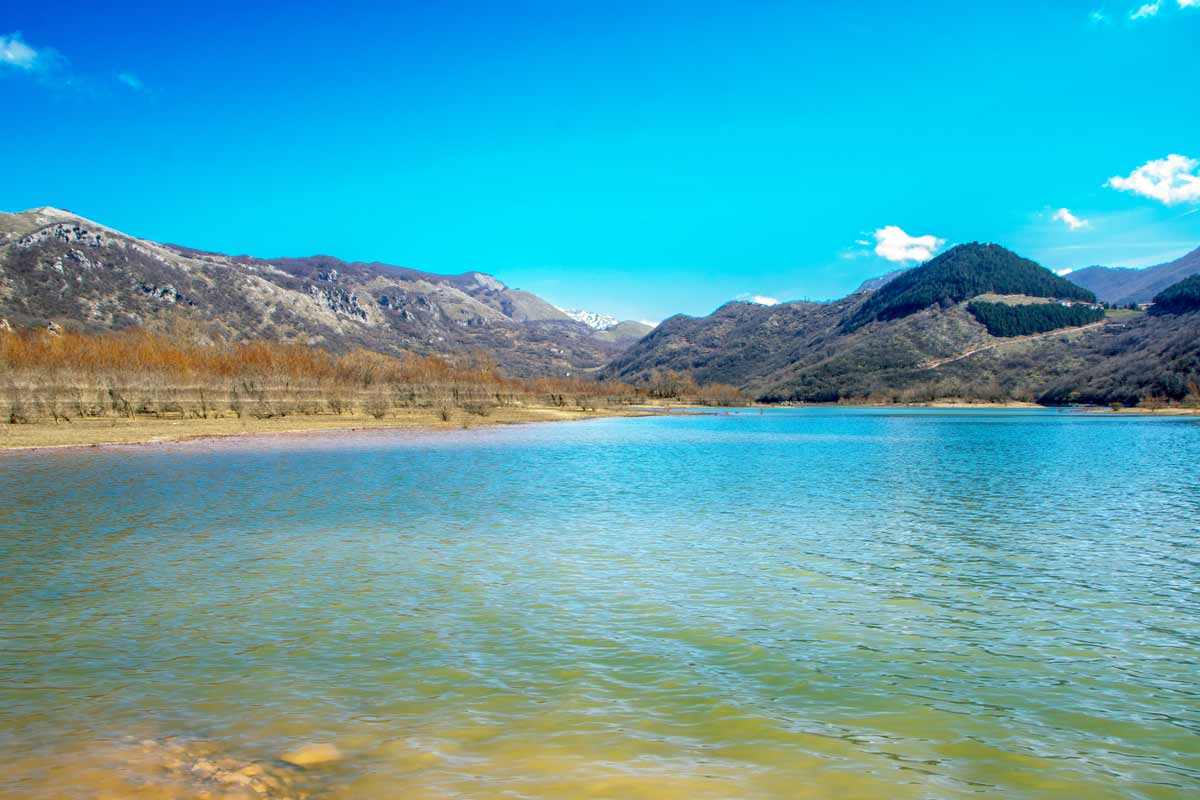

[1,409,1198,799]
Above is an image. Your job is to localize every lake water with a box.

[1,408,1198,799]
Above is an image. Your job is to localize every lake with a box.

[1,408,1198,799]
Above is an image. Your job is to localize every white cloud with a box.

[1052,208,1090,231]
[1055,268,1075,276]
[737,294,780,306]
[1130,1,1161,18]
[0,32,39,69]
[873,225,945,264]
[1089,9,1110,23]
[116,71,143,91]
[1178,0,1198,8]
[1107,154,1200,205]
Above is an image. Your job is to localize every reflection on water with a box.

[1,408,1198,799]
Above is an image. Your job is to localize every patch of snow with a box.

[557,307,620,330]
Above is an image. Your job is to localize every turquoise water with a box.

[1,408,1198,799]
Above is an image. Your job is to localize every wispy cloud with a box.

[1094,0,1196,24]
[1125,0,1197,19]
[873,225,945,264]
[1130,1,1162,19]
[2,31,145,95]
[1108,154,1200,205]
[1052,208,1090,231]
[0,31,66,78]
[0,32,37,69]
[116,71,144,91]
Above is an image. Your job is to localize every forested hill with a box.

[844,243,1095,331]
[1150,274,1200,315]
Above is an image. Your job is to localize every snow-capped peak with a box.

[558,307,620,331]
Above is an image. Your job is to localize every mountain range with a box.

[3,206,1198,406]
[0,208,651,377]
[1064,246,1200,306]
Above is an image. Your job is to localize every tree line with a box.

[967,301,1104,338]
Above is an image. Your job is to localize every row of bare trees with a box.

[1,329,748,424]
[638,369,750,407]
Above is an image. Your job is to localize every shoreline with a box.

[769,400,1043,409]
[0,405,669,453]
[5,401,1196,452]
[767,400,1200,414]
[1066,405,1200,416]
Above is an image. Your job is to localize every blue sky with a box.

[2,1,1198,322]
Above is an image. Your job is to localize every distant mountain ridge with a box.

[0,207,650,376]
[1066,247,1200,305]
[854,268,908,294]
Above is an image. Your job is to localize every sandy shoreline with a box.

[1067,406,1200,416]
[0,405,671,452]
